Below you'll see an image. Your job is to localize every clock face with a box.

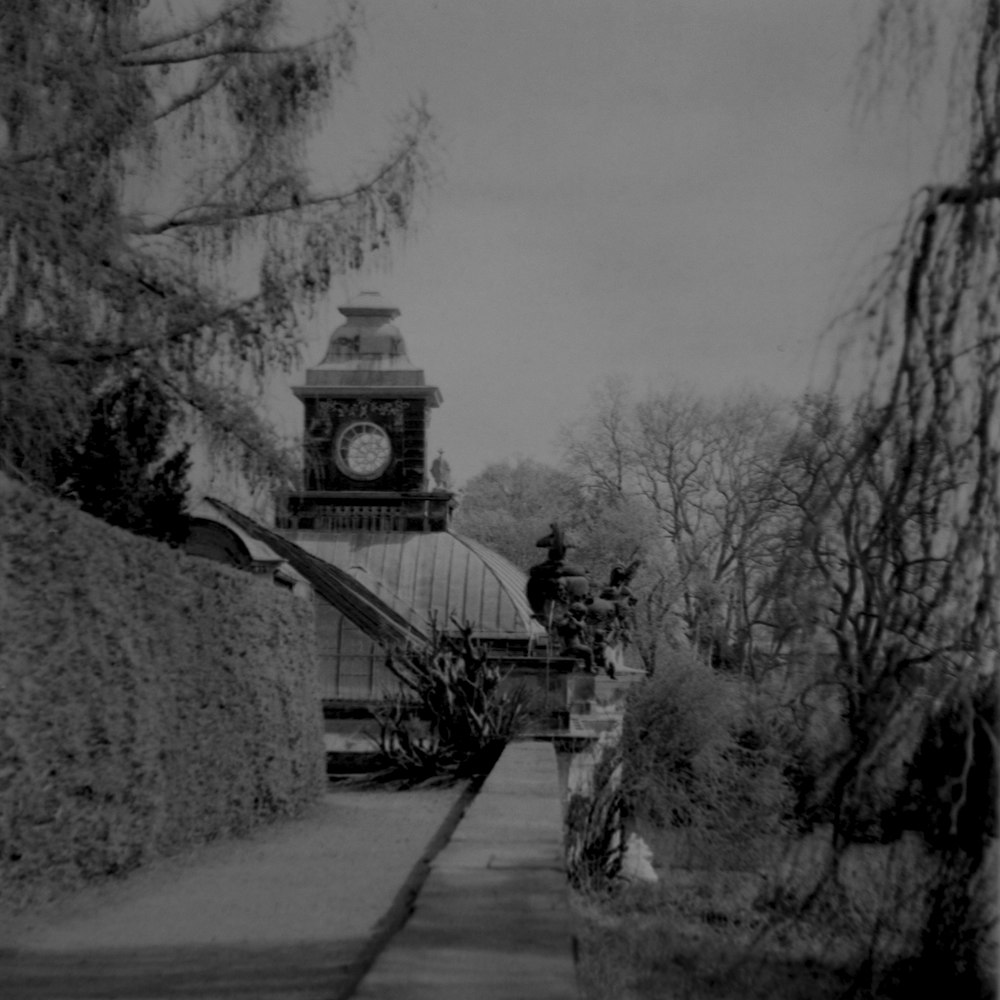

[335,421,392,480]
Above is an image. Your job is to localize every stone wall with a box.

[0,476,325,911]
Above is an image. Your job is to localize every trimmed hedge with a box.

[0,476,324,911]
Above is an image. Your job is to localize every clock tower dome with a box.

[280,292,451,532]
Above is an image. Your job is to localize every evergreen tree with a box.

[59,374,190,546]
[0,0,435,499]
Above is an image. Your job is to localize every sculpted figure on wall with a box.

[430,449,452,491]
[525,520,640,677]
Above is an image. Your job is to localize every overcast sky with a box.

[267,0,944,488]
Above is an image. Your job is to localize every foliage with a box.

[456,454,676,676]
[454,456,651,575]
[371,622,530,783]
[620,646,793,869]
[564,4,1000,992]
[1,472,323,911]
[56,371,190,545]
[560,378,796,674]
[456,455,660,675]
[453,458,584,570]
[0,0,435,500]
[760,3,1000,994]
[572,879,853,1000]
[565,735,627,890]
[845,0,999,751]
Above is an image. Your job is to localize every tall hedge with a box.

[0,475,324,911]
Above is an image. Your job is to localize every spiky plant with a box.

[372,621,530,783]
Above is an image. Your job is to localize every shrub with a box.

[56,372,191,546]
[565,734,627,889]
[621,646,793,869]
[736,676,850,836]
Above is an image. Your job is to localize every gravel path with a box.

[0,786,467,999]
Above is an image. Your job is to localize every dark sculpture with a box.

[525,522,588,617]
[525,521,641,677]
[430,448,452,491]
[555,606,593,670]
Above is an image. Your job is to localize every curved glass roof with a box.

[290,529,545,642]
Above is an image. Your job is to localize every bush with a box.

[735,677,848,836]
[56,372,191,546]
[0,476,323,912]
[565,734,627,889]
[621,646,793,869]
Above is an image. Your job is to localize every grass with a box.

[567,650,998,998]
[572,877,853,1000]
[570,828,975,1000]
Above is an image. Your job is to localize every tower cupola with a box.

[316,291,416,369]
[280,292,450,532]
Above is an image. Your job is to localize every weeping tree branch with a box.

[0,0,437,495]
[119,33,343,68]
[125,0,268,55]
[129,115,429,236]
[777,4,1000,993]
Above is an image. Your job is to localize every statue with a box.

[525,522,589,618]
[524,520,641,677]
[600,560,641,622]
[430,448,452,491]
[555,605,593,671]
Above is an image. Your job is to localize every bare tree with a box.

[769,4,1000,993]
[562,378,795,674]
[0,0,435,495]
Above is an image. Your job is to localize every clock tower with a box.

[279,291,451,532]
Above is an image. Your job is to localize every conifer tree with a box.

[59,373,191,546]
[0,0,434,499]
